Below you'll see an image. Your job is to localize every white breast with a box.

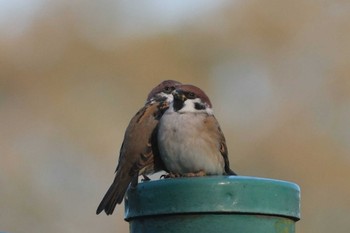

[157,111,225,175]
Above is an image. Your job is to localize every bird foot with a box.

[160,171,206,178]
[160,173,181,179]
[141,175,151,182]
[182,170,206,177]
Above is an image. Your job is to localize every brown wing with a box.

[96,101,168,215]
[205,115,236,175]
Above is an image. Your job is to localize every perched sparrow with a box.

[96,80,181,215]
[157,84,236,177]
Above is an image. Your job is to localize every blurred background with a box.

[1,0,349,232]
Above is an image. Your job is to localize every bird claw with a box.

[160,173,181,179]
[182,170,206,177]
[141,175,151,182]
[160,171,206,179]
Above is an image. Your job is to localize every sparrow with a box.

[157,84,236,177]
[96,80,181,215]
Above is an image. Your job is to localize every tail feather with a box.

[96,176,131,215]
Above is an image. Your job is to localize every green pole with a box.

[125,176,300,233]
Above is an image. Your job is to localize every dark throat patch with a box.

[173,99,184,112]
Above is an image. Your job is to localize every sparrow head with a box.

[147,80,182,103]
[172,84,213,114]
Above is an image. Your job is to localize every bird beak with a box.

[172,90,186,102]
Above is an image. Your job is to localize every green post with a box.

[125,176,300,233]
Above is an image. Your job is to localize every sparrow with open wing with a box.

[157,84,236,177]
[96,80,181,215]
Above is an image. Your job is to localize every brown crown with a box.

[146,80,182,101]
[175,84,212,108]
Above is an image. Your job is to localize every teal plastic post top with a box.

[125,176,301,233]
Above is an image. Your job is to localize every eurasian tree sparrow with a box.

[157,84,236,177]
[96,80,181,215]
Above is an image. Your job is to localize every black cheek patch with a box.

[194,102,206,110]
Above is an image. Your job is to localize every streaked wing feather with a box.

[96,101,166,215]
[205,115,236,175]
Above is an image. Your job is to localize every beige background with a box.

[1,1,350,233]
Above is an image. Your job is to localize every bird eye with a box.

[163,86,173,94]
[187,92,196,99]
